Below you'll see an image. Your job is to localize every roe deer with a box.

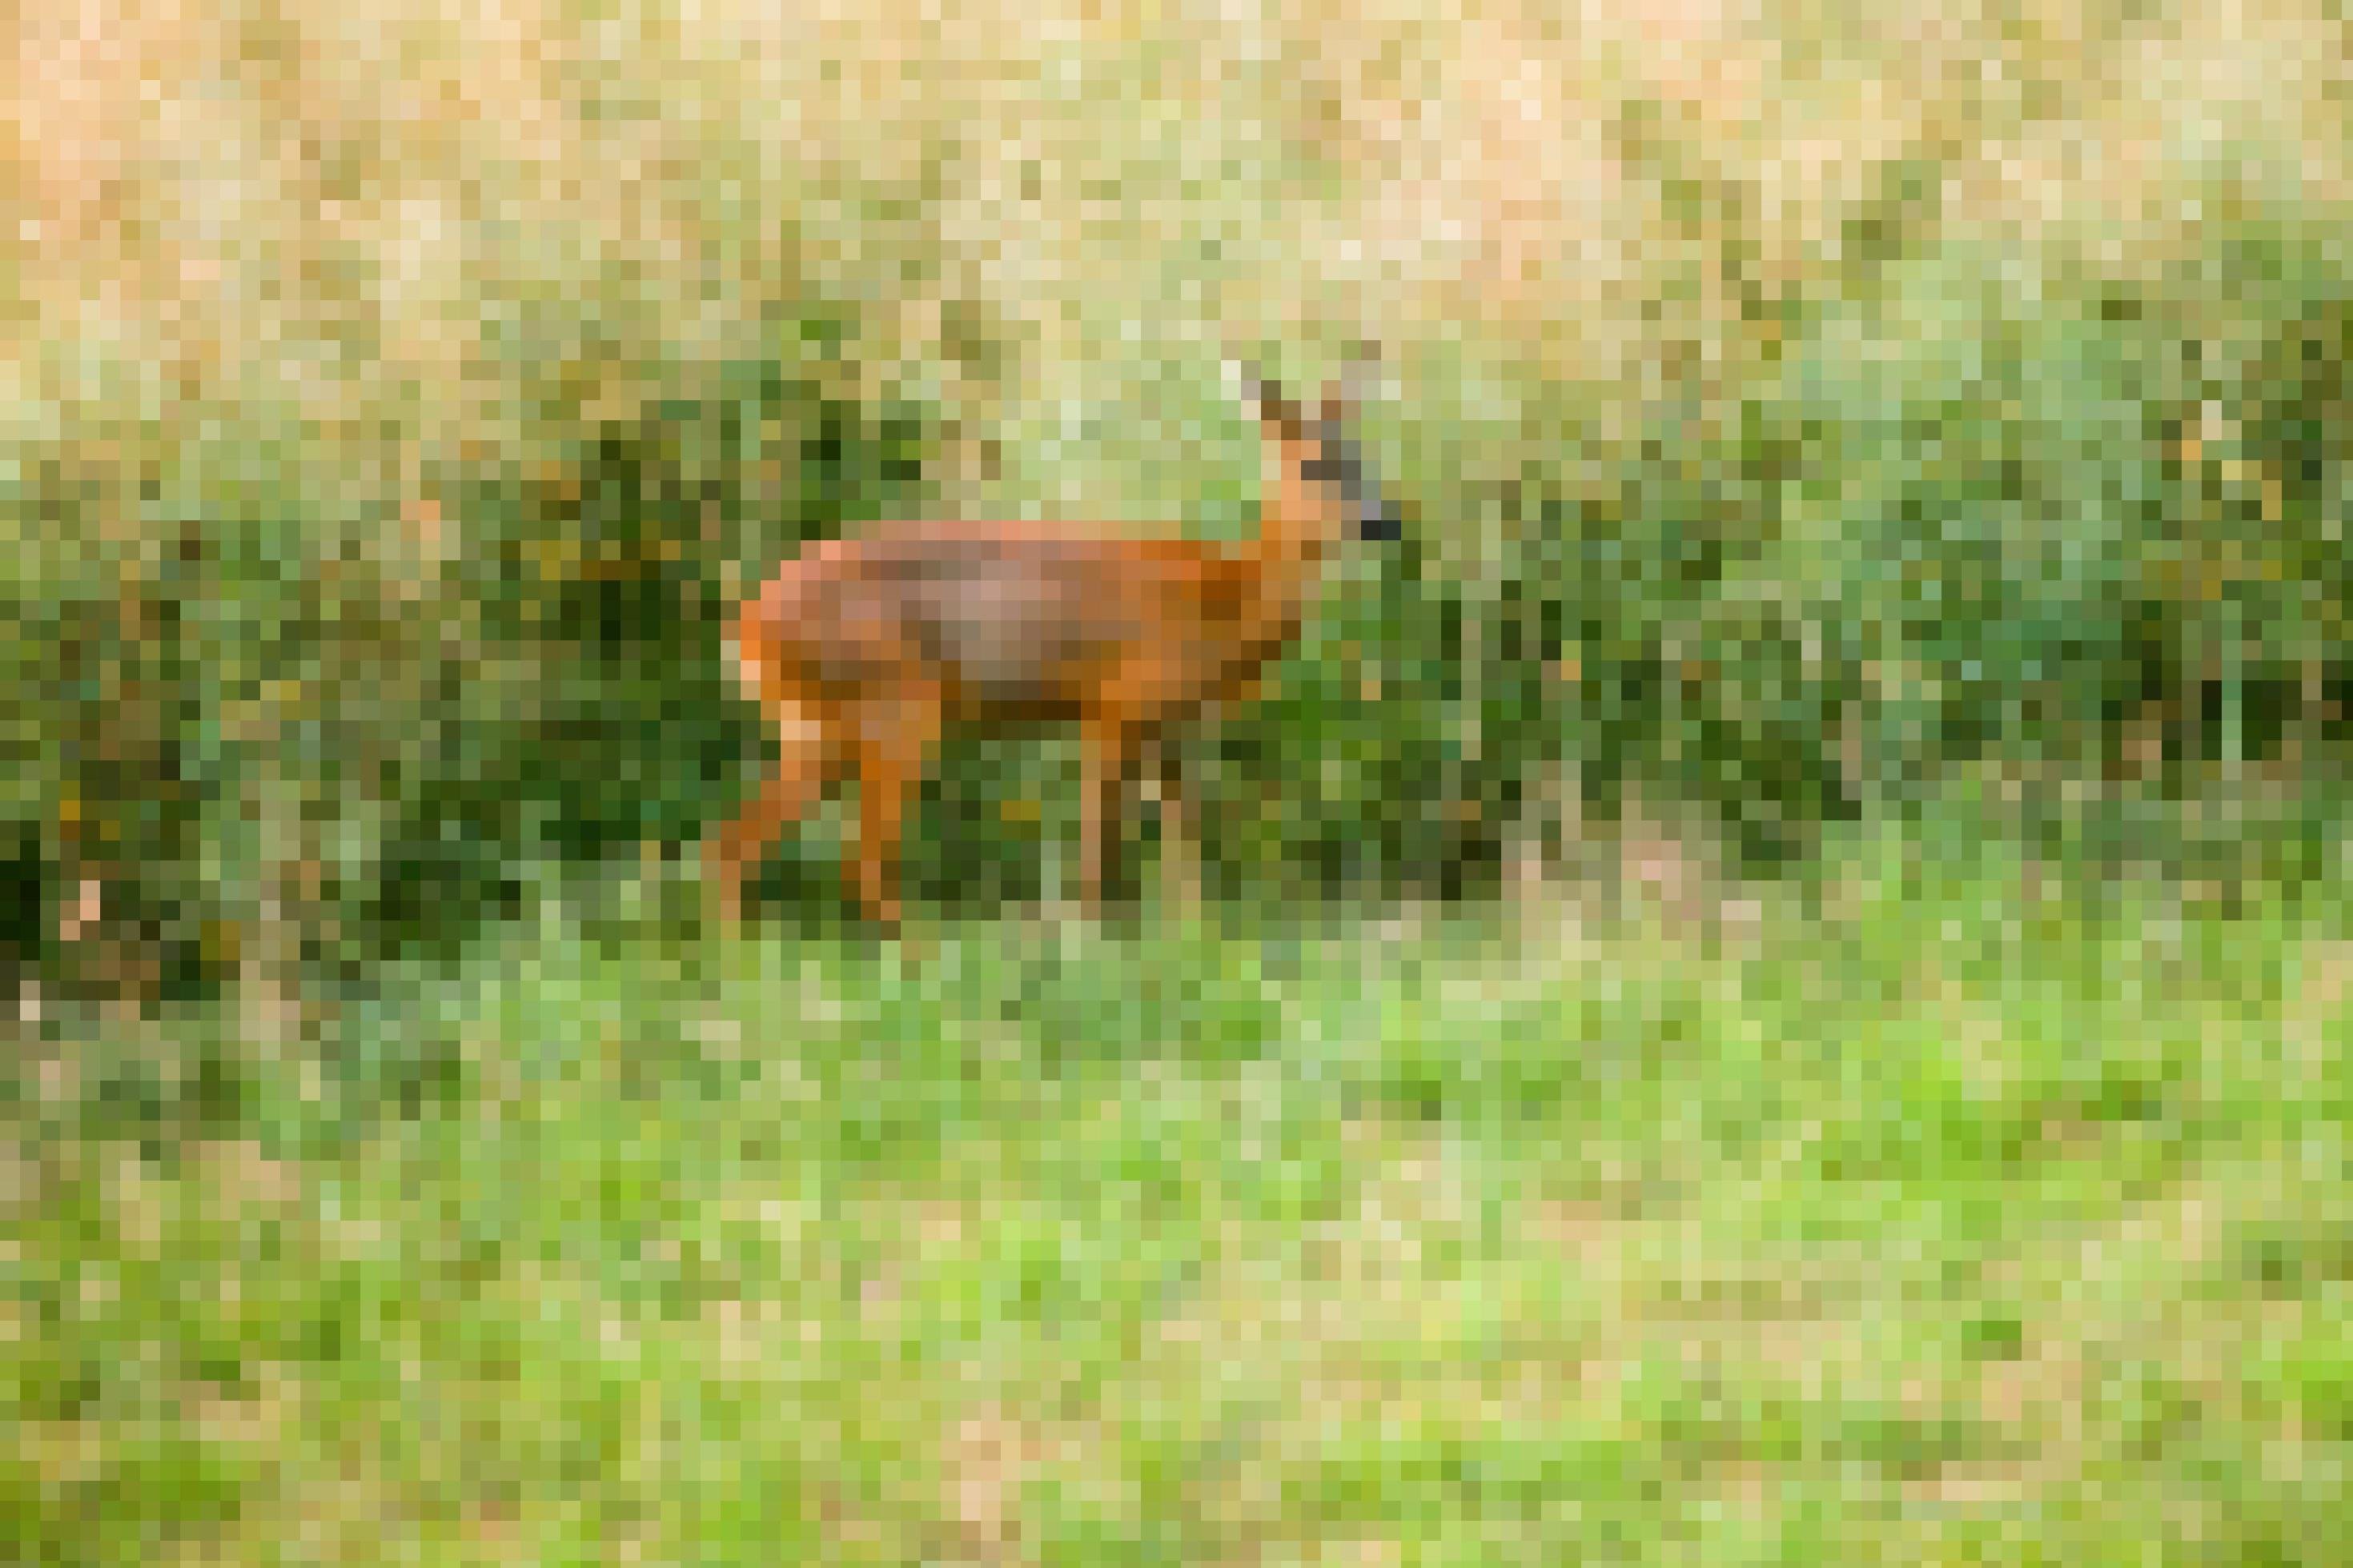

[705,359,1401,928]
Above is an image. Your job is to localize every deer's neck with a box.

[1231,455,1339,650]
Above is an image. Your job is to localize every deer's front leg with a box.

[1150,744,1202,916]
[1079,717,1140,916]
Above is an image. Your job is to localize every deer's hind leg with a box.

[707,698,838,925]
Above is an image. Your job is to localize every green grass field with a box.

[11,840,2349,1565]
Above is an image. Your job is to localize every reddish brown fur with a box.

[705,371,1394,928]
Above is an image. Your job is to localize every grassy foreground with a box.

[10,852,2350,1565]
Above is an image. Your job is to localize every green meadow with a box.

[13,839,2349,1562]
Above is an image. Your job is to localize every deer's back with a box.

[748,523,1240,716]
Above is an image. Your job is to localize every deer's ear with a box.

[1251,385,1304,435]
[1323,347,1380,424]
[1319,385,1348,427]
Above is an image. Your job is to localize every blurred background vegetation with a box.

[4,0,2350,1008]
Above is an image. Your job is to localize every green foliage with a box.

[1406,187,2353,875]
[10,146,2353,977]
[369,325,937,952]
[3,301,941,992]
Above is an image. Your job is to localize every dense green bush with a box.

[8,172,2349,992]
[368,347,933,953]
[3,305,937,998]
[1391,194,2353,882]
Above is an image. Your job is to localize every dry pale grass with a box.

[9,1,2345,532]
